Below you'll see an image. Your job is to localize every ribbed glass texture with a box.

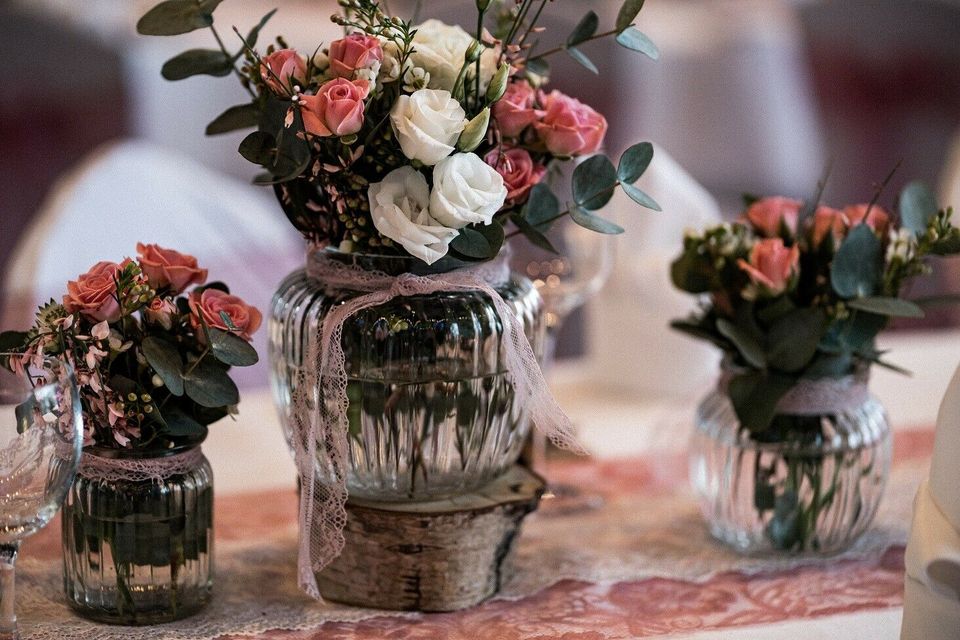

[61,448,213,624]
[689,389,892,554]
[268,252,545,501]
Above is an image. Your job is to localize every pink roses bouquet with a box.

[671,182,960,432]
[137,0,661,265]
[0,244,261,450]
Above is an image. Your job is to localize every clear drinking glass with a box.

[0,355,83,640]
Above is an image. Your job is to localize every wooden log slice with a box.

[316,465,545,612]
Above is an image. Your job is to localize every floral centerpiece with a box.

[0,243,261,623]
[672,180,960,553]
[137,0,661,601]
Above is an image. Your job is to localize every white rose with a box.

[368,166,459,265]
[390,89,466,166]
[430,153,507,228]
[410,19,498,91]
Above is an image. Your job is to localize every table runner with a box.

[15,430,932,640]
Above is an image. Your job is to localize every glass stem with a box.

[0,542,20,640]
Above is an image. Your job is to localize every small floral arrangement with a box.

[671,181,960,431]
[136,0,661,265]
[0,243,261,450]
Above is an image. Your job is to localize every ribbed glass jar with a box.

[61,445,213,624]
[268,250,545,501]
[689,387,892,554]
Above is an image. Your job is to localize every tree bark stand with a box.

[316,465,545,612]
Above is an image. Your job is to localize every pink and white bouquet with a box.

[137,0,661,265]
[0,244,261,450]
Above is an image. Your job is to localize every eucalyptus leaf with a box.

[616,0,646,32]
[0,331,28,352]
[766,308,828,373]
[207,328,259,367]
[617,142,654,184]
[820,310,886,353]
[670,319,731,351]
[238,131,275,166]
[183,358,239,408]
[137,1,215,36]
[716,318,766,369]
[831,224,882,298]
[162,49,232,80]
[566,47,598,74]
[160,405,206,437]
[615,27,659,60]
[930,233,960,256]
[567,11,599,46]
[846,296,925,318]
[804,352,854,379]
[524,183,560,228]
[670,251,715,293]
[727,371,796,432]
[450,223,505,259]
[510,214,558,253]
[206,103,260,135]
[245,8,278,49]
[141,337,184,396]
[899,180,938,234]
[621,182,662,211]
[526,57,550,77]
[570,207,624,234]
[572,155,618,210]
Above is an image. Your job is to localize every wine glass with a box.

[0,354,83,640]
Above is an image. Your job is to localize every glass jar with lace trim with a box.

[268,249,545,501]
[60,443,213,624]
[689,371,892,555]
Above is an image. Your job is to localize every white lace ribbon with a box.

[78,447,205,484]
[291,249,583,600]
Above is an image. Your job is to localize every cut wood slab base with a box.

[317,465,545,612]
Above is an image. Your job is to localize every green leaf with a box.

[831,224,882,298]
[525,57,550,77]
[756,296,796,324]
[728,371,796,432]
[238,130,275,166]
[0,331,28,352]
[617,142,654,184]
[570,207,624,234]
[930,233,960,256]
[615,27,659,60]
[450,222,505,259]
[206,103,260,135]
[183,357,239,408]
[566,47,598,74]
[899,180,938,234]
[766,308,828,373]
[245,8,277,49]
[572,155,618,210]
[161,405,207,437]
[207,328,259,366]
[510,214,558,253]
[847,296,925,318]
[670,319,731,351]
[567,11,599,47]
[161,49,232,81]
[621,182,662,211]
[616,0,647,32]
[716,318,766,369]
[141,337,184,396]
[820,310,886,354]
[804,352,854,379]
[670,251,715,293]
[524,183,560,228]
[137,0,216,36]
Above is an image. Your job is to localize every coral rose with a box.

[737,238,800,296]
[189,289,262,341]
[484,147,546,206]
[299,78,370,138]
[328,33,383,79]
[844,203,891,237]
[260,49,307,95]
[136,242,207,294]
[811,205,847,247]
[533,90,607,156]
[63,261,126,322]
[745,197,802,238]
[493,81,541,138]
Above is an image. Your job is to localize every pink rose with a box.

[189,289,262,341]
[533,90,607,156]
[844,204,890,237]
[136,242,207,294]
[484,147,546,206]
[144,297,177,330]
[260,49,307,95]
[328,33,383,79]
[811,205,847,247]
[745,197,802,238]
[737,238,800,296]
[63,261,125,322]
[492,81,541,138]
[299,78,370,138]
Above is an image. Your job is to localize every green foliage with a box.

[615,28,659,60]
[567,11,599,46]
[899,180,939,234]
[207,328,259,366]
[244,8,277,49]
[566,47,598,74]
[0,331,28,352]
[510,214,558,253]
[670,250,716,293]
[831,224,882,298]
[137,0,220,36]
[238,131,274,165]
[451,221,505,259]
[621,182,661,211]
[525,57,550,76]
[141,337,185,396]
[161,49,232,80]
[206,103,260,135]
[716,317,766,369]
[846,296,924,318]
[183,357,239,408]
[573,155,618,210]
[570,206,624,235]
[617,142,654,184]
[766,308,828,373]
[616,0,647,32]
[727,370,796,432]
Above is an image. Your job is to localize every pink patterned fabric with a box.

[78,446,205,484]
[291,249,583,600]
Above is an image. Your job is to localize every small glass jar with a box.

[61,444,214,624]
[689,383,892,554]
[268,249,545,501]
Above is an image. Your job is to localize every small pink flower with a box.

[260,49,307,95]
[844,203,891,237]
[811,205,847,247]
[144,297,177,330]
[328,33,383,79]
[63,261,125,322]
[189,289,262,341]
[745,197,802,238]
[737,238,800,296]
[492,81,542,138]
[533,90,607,156]
[299,78,370,138]
[136,242,207,294]
[484,147,546,206]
